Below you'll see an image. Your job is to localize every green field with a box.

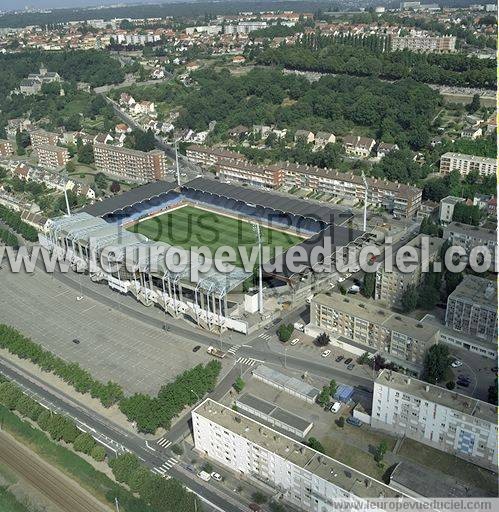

[128,205,303,267]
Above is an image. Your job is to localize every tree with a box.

[307,437,325,453]
[90,445,106,462]
[94,172,107,190]
[467,93,480,113]
[73,432,96,454]
[417,285,439,310]
[36,410,52,431]
[336,416,345,428]
[488,378,497,406]
[15,129,27,155]
[401,286,418,313]
[444,272,463,298]
[128,466,152,492]
[252,492,267,504]
[109,453,141,484]
[374,440,388,463]
[424,344,450,384]
[314,332,330,347]
[233,377,245,393]
[0,381,22,409]
[446,381,455,390]
[277,323,293,342]
[357,352,370,365]
[317,386,331,407]
[66,160,76,173]
[362,272,375,298]
[110,180,121,194]
[77,143,94,164]
[329,379,337,398]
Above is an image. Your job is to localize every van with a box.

[197,471,211,482]
[293,322,304,332]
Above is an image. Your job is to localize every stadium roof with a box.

[182,177,352,225]
[82,181,178,217]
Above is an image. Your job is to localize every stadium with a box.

[42,177,370,334]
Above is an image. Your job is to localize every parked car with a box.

[457,379,470,387]
[347,363,355,371]
[290,338,300,346]
[344,358,352,365]
[321,349,331,358]
[197,471,211,482]
[338,276,346,283]
[249,504,262,512]
[330,402,342,413]
[335,355,344,363]
[211,472,223,482]
[345,273,352,278]
[72,338,80,344]
[451,359,463,368]
[193,345,201,352]
[346,417,362,427]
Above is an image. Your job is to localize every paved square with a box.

[0,267,212,396]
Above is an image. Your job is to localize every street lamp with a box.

[251,223,263,315]
[361,170,368,232]
[174,137,181,186]
[190,389,200,401]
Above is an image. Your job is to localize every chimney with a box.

[425,385,430,392]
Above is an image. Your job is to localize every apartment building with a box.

[187,146,422,217]
[372,370,497,471]
[0,139,14,156]
[391,34,456,53]
[439,152,497,177]
[445,275,497,343]
[375,235,444,308]
[443,221,497,268]
[310,293,439,372]
[30,129,60,150]
[36,144,69,169]
[186,144,245,168]
[193,398,405,512]
[93,143,167,182]
[438,196,465,224]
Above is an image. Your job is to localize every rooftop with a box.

[444,221,497,242]
[440,195,464,205]
[313,293,439,342]
[194,398,404,501]
[375,370,497,423]
[447,275,497,308]
[252,365,319,400]
[441,152,497,165]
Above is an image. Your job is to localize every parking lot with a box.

[0,267,212,395]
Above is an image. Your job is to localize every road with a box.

[0,430,112,512]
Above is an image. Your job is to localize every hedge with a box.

[0,227,19,247]
[0,205,38,242]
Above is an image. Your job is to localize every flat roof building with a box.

[0,139,14,157]
[440,152,497,177]
[30,129,60,150]
[193,398,407,512]
[93,143,167,182]
[310,293,439,373]
[445,275,497,343]
[372,370,497,471]
[235,393,313,439]
[36,144,69,169]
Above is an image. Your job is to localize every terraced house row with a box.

[186,145,422,218]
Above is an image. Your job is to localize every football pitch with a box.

[127,205,303,267]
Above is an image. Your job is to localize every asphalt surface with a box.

[0,431,112,512]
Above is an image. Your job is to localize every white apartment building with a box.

[439,152,497,177]
[391,34,456,53]
[438,196,464,224]
[193,398,406,512]
[444,275,497,343]
[372,370,498,471]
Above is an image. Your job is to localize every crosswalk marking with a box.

[156,438,172,449]
[257,333,272,341]
[151,457,179,475]
[236,357,261,367]
[227,345,239,355]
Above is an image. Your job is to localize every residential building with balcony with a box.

[36,144,69,169]
[372,370,497,471]
[0,139,14,157]
[439,152,497,177]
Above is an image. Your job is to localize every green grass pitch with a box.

[127,205,303,267]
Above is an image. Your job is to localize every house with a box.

[342,135,376,158]
[252,125,272,139]
[232,55,246,64]
[376,142,399,159]
[439,195,465,224]
[416,200,439,220]
[150,68,165,79]
[228,125,249,141]
[474,194,496,216]
[461,125,482,140]
[93,133,114,145]
[19,78,42,95]
[294,130,314,144]
[13,164,31,181]
[115,123,131,134]
[186,61,200,71]
[485,113,497,134]
[119,93,136,107]
[314,131,336,148]
[132,101,156,116]
[74,183,95,200]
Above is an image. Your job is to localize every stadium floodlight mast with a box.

[361,170,368,232]
[174,137,181,186]
[251,222,264,315]
[62,169,71,216]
